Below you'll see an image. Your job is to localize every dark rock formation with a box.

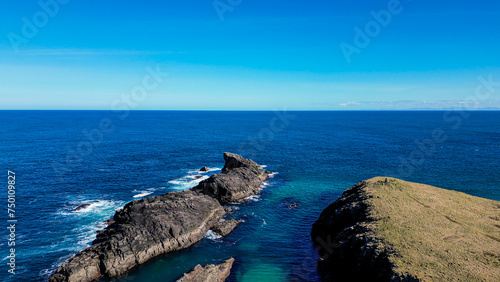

[176,258,235,282]
[50,153,268,282]
[211,219,240,237]
[312,177,500,281]
[200,167,210,172]
[50,191,225,282]
[71,204,90,212]
[192,152,269,203]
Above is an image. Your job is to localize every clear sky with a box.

[0,0,499,110]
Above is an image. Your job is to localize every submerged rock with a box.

[176,258,235,282]
[192,152,269,203]
[311,177,500,281]
[50,191,225,282]
[71,204,90,212]
[211,219,240,237]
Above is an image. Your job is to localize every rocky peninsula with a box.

[50,153,269,282]
[312,177,500,281]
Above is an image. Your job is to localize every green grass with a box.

[361,177,500,281]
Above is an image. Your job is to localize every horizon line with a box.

[1,109,500,112]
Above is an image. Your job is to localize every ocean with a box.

[0,110,499,281]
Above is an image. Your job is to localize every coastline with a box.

[50,153,270,282]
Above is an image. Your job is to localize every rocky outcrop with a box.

[192,152,269,203]
[312,177,500,281]
[50,153,268,282]
[176,258,235,282]
[200,167,210,172]
[50,191,225,282]
[211,219,240,237]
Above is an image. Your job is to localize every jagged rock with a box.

[50,191,226,282]
[176,258,235,282]
[312,177,500,281]
[200,167,210,172]
[192,153,269,203]
[211,220,240,237]
[50,153,268,282]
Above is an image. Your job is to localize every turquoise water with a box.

[0,111,499,281]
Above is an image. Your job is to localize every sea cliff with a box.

[312,177,500,281]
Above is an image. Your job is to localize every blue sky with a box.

[0,0,499,110]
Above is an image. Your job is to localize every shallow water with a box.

[0,110,498,281]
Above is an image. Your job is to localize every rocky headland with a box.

[312,177,500,281]
[50,153,269,282]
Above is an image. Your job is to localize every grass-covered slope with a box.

[312,177,500,281]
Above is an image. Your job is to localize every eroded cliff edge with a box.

[50,153,269,282]
[311,177,500,281]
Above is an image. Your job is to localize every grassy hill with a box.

[312,177,500,281]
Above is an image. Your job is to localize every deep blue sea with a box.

[0,110,499,281]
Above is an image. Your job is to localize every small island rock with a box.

[176,258,235,282]
[211,219,240,237]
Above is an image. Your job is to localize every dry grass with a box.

[362,177,500,281]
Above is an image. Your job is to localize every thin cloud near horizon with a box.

[331,100,500,109]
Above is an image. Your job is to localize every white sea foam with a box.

[133,192,153,198]
[187,167,222,174]
[204,230,222,240]
[56,199,125,247]
[132,186,166,198]
[260,182,270,189]
[268,172,278,178]
[39,198,126,280]
[168,171,211,190]
[244,195,261,202]
[57,200,122,216]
